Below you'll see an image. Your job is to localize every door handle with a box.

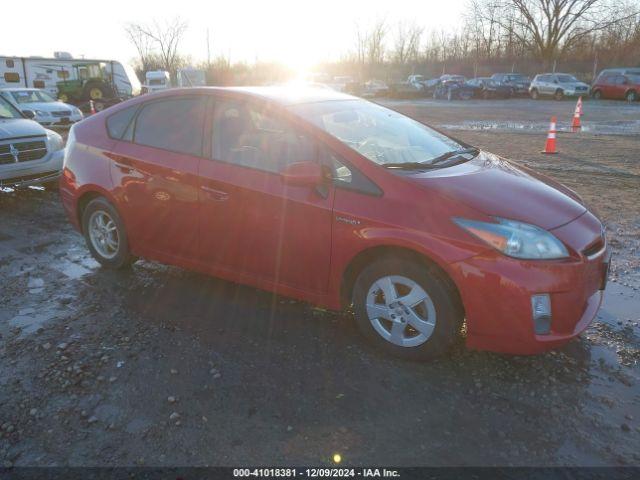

[114,162,134,174]
[201,185,229,201]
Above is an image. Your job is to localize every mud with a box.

[0,99,639,467]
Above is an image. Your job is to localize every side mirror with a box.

[281,161,323,187]
[22,110,36,119]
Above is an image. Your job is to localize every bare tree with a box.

[392,22,423,64]
[124,17,188,79]
[366,19,387,65]
[125,23,155,73]
[487,0,640,65]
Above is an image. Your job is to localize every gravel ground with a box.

[0,98,638,467]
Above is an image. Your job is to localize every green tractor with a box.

[56,62,116,108]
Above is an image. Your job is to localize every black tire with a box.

[81,197,136,269]
[626,90,637,102]
[352,256,464,361]
[592,89,602,100]
[530,89,539,100]
[554,89,564,101]
[482,89,490,100]
[82,82,115,101]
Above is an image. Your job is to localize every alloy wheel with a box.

[88,210,119,259]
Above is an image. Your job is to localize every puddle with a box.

[597,283,640,335]
[9,306,62,336]
[54,259,98,279]
[440,120,640,136]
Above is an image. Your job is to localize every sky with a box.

[5,0,465,71]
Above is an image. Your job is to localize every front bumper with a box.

[38,114,83,127]
[450,214,608,355]
[0,149,64,188]
[564,89,590,97]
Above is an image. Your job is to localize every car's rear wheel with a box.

[592,89,602,100]
[626,90,637,102]
[352,257,463,360]
[554,89,564,101]
[530,89,539,100]
[82,197,136,269]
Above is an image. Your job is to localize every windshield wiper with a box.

[430,147,479,165]
[382,162,444,170]
[382,147,480,170]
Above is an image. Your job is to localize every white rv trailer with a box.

[177,68,206,87]
[0,55,141,99]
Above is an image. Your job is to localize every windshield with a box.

[290,100,465,166]
[557,74,579,83]
[0,96,23,119]
[10,90,57,104]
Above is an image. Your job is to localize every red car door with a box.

[197,97,333,294]
[110,96,205,261]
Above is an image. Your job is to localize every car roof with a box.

[139,86,358,106]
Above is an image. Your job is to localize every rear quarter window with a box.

[106,105,139,141]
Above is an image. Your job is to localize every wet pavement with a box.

[1,98,639,467]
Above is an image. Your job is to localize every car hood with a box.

[18,101,73,112]
[407,152,587,230]
[0,118,47,139]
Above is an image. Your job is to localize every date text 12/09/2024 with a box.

[233,468,400,478]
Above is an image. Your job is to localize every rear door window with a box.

[211,100,316,173]
[133,97,206,156]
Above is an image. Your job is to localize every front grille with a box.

[583,237,605,257]
[0,139,47,165]
[51,110,72,117]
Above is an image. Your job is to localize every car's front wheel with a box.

[626,90,637,102]
[592,89,602,100]
[530,89,539,100]
[554,89,564,101]
[352,257,463,360]
[82,197,136,269]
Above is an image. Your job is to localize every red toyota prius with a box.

[60,87,610,360]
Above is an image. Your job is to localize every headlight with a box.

[45,129,64,152]
[35,110,50,117]
[454,217,569,259]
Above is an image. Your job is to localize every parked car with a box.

[595,67,640,77]
[529,73,590,100]
[329,76,358,94]
[433,76,474,100]
[466,77,511,99]
[489,73,531,96]
[361,79,389,98]
[0,88,83,126]
[60,87,610,360]
[591,73,640,102]
[0,95,65,188]
[390,75,431,97]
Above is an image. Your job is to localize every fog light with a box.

[531,294,552,335]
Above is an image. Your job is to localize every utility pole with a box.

[206,28,211,66]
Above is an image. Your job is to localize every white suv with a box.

[0,96,65,189]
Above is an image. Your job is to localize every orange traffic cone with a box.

[571,100,581,132]
[89,100,96,115]
[541,116,558,154]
